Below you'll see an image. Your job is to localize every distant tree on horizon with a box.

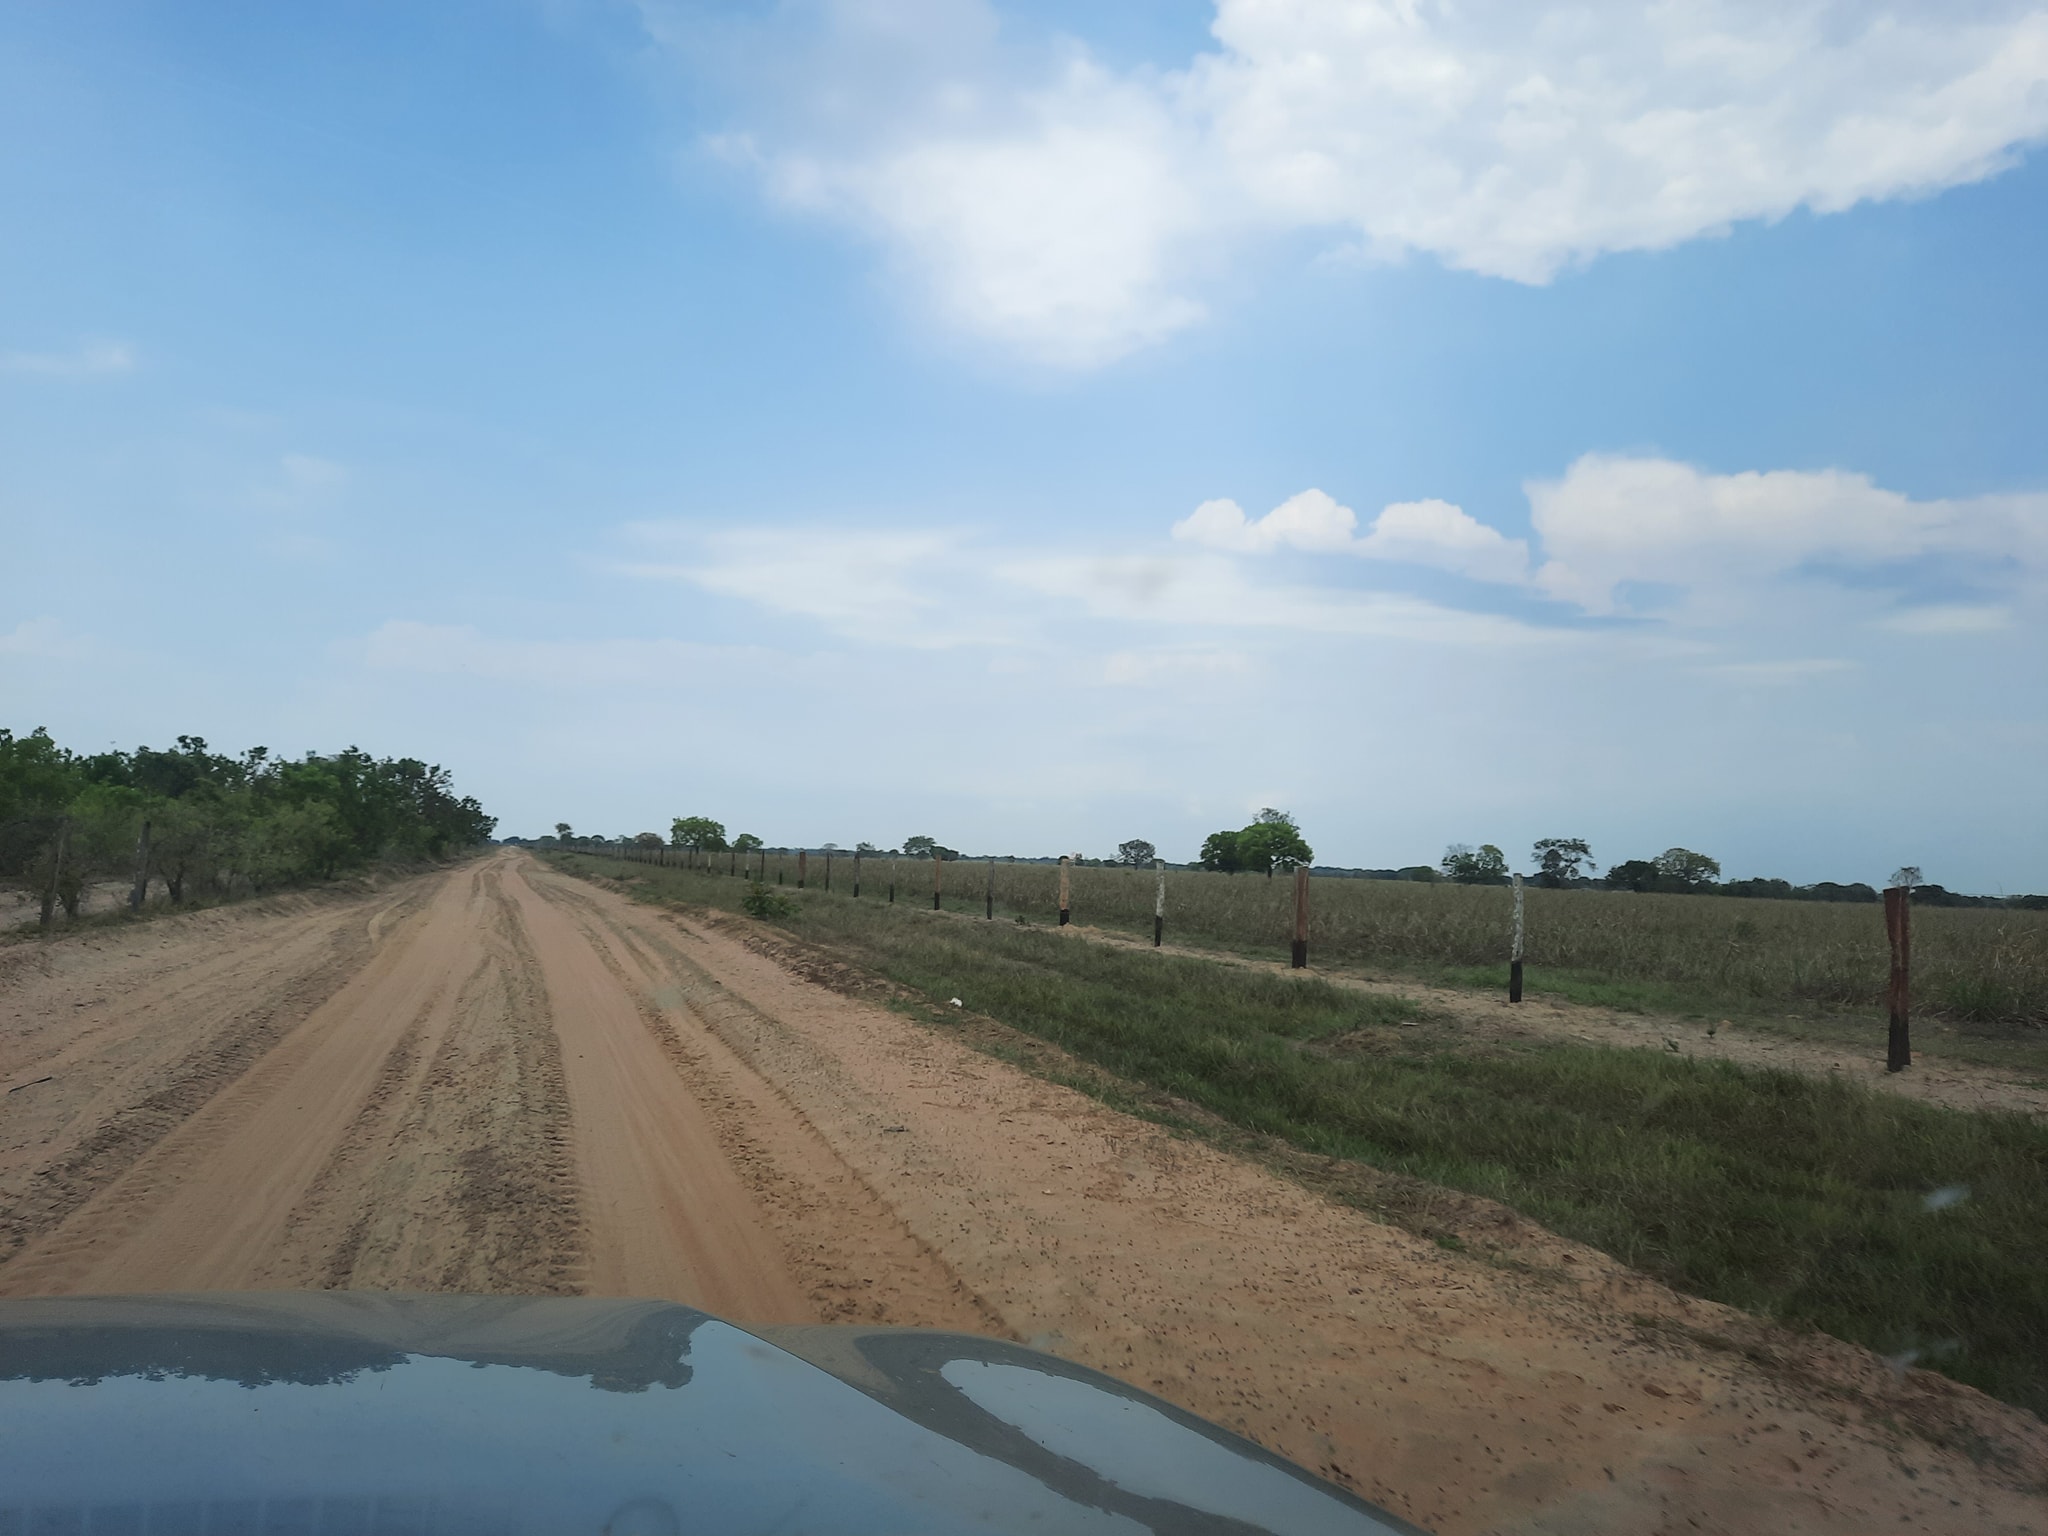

[670,816,728,851]
[1116,838,1157,866]
[1532,837,1594,887]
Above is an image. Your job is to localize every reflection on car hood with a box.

[0,1293,1428,1535]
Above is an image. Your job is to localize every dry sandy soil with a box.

[1,850,2042,1535]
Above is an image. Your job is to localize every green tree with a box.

[1199,829,1245,873]
[555,822,572,841]
[670,816,728,851]
[901,834,959,860]
[1116,838,1157,866]
[1607,859,1660,893]
[1655,847,1721,892]
[1238,809,1313,876]
[1532,837,1594,887]
[733,833,764,853]
[1441,843,1510,884]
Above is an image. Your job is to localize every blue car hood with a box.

[0,1293,1426,1535]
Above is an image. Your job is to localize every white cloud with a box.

[1172,489,1356,552]
[675,0,2048,363]
[1175,488,1530,582]
[1527,454,2048,614]
[1355,499,1531,584]
[0,341,135,376]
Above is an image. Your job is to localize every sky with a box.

[3,0,2045,890]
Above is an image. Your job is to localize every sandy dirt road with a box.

[2,850,2042,1535]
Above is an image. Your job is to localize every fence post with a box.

[986,856,994,919]
[130,818,151,911]
[1058,856,1071,926]
[825,849,833,892]
[1510,873,1525,1003]
[932,853,943,910]
[1154,859,1164,947]
[1291,864,1309,968]
[853,851,861,898]
[798,850,807,889]
[40,817,69,931]
[889,855,896,904]
[1885,885,1912,1072]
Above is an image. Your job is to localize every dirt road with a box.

[2,851,2042,1535]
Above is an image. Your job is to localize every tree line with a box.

[526,812,2042,910]
[1,727,496,924]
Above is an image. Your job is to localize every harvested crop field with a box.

[2,849,2043,1535]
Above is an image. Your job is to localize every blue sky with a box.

[4,1,2046,889]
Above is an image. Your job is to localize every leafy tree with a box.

[1654,847,1721,892]
[1890,865,1923,890]
[1199,829,1245,873]
[670,816,728,851]
[854,841,878,854]
[1238,809,1313,876]
[1441,843,1510,884]
[733,833,764,853]
[555,822,572,841]
[1531,837,1594,887]
[1397,865,1440,883]
[1116,838,1157,866]
[1607,859,1660,893]
[633,832,665,849]
[900,834,959,859]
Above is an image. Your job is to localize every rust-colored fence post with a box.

[1510,873,1525,1003]
[1153,859,1165,947]
[1291,864,1309,968]
[932,853,943,910]
[1885,885,1912,1072]
[1058,856,1071,926]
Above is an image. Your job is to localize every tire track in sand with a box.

[522,861,996,1333]
[0,864,493,1295]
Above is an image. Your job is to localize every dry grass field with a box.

[717,851,2048,1028]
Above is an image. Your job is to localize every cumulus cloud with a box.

[1527,454,2048,614]
[1354,499,1531,584]
[673,0,2048,363]
[1175,488,1530,582]
[0,341,135,376]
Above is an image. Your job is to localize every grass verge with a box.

[557,853,2048,1420]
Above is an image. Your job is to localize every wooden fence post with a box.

[932,853,943,910]
[1058,856,1071,926]
[1510,874,1525,1003]
[889,855,896,904]
[986,856,994,920]
[825,849,833,892]
[1153,859,1164,947]
[853,851,861,898]
[1885,885,1912,1072]
[1291,864,1309,968]
[130,818,151,911]
[798,850,807,889]
[40,817,69,931]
